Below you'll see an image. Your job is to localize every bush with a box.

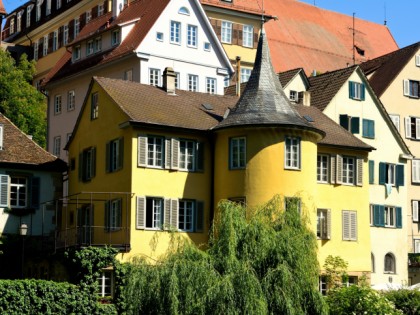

[383,289,420,315]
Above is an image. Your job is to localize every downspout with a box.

[236,56,241,97]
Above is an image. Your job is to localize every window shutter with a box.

[164,198,171,230]
[30,177,40,209]
[118,137,124,170]
[369,160,374,184]
[403,79,410,96]
[413,160,420,183]
[396,207,402,228]
[396,164,404,187]
[196,142,204,172]
[136,196,145,229]
[342,211,350,240]
[0,175,9,207]
[137,135,147,167]
[78,152,83,181]
[91,147,96,177]
[379,205,385,227]
[360,83,365,101]
[405,117,412,138]
[351,117,360,134]
[362,119,368,137]
[171,138,179,170]
[195,201,204,232]
[330,155,336,184]
[416,55,420,67]
[378,162,386,185]
[373,204,381,227]
[413,201,419,223]
[165,139,171,169]
[356,158,363,186]
[253,29,258,48]
[416,118,420,140]
[339,114,349,130]
[105,141,110,172]
[104,201,110,231]
[350,211,357,240]
[336,155,343,184]
[326,209,331,240]
[349,82,354,99]
[369,120,375,138]
[171,199,178,229]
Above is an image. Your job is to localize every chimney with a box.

[163,67,176,95]
[236,56,241,97]
[112,0,124,18]
[302,91,311,106]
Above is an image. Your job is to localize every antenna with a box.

[352,12,355,65]
[384,1,387,25]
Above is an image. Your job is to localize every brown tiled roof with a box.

[263,0,398,75]
[308,66,356,111]
[44,0,170,85]
[0,114,66,171]
[278,68,304,87]
[295,106,373,151]
[94,77,238,131]
[200,0,265,16]
[360,42,420,97]
[0,0,6,16]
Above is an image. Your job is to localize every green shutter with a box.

[379,162,386,185]
[396,164,404,187]
[78,152,83,181]
[363,119,368,137]
[195,201,204,232]
[91,147,96,178]
[118,137,124,170]
[351,117,360,134]
[379,205,385,227]
[196,142,204,172]
[339,115,349,130]
[396,207,402,228]
[369,160,374,184]
[105,142,110,172]
[349,81,354,99]
[30,177,40,209]
[373,204,380,226]
[361,83,365,101]
[104,201,110,231]
[0,175,9,207]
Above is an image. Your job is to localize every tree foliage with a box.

[0,50,46,147]
[120,196,327,314]
[323,255,349,291]
[383,289,420,315]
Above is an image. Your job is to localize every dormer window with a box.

[111,30,120,46]
[27,5,33,27]
[56,0,62,10]
[178,7,190,15]
[86,10,92,23]
[46,0,51,16]
[98,4,104,16]
[94,37,102,52]
[10,19,15,35]
[17,11,23,33]
[87,40,94,55]
[72,45,81,61]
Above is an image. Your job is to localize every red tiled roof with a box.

[0,0,6,16]
[200,0,265,16]
[263,0,398,75]
[360,42,420,97]
[0,114,66,171]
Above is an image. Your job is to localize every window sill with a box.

[284,167,301,171]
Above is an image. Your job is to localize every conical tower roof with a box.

[215,27,321,134]
[0,0,6,16]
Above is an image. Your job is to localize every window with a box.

[179,140,195,171]
[384,206,396,227]
[74,17,80,38]
[330,155,363,186]
[221,21,232,43]
[416,55,420,67]
[106,138,124,172]
[33,42,38,61]
[384,253,396,273]
[389,115,400,131]
[403,80,420,98]
[86,10,91,23]
[53,136,61,156]
[72,45,81,61]
[243,24,253,47]
[285,197,301,213]
[67,90,75,111]
[63,24,69,45]
[370,204,374,226]
[412,160,420,183]
[317,154,329,183]
[319,276,327,296]
[147,136,163,167]
[348,81,365,100]
[379,162,404,187]
[56,0,62,9]
[105,199,121,231]
[54,95,62,114]
[175,72,180,89]
[371,204,402,228]
[94,37,102,52]
[27,6,32,27]
[206,77,216,94]
[98,3,104,16]
[149,68,160,86]
[17,12,22,33]
[178,7,189,15]
[412,200,419,223]
[362,119,375,138]
[80,147,96,181]
[371,253,375,273]
[229,197,246,206]
[405,116,420,139]
[91,92,99,119]
[0,175,40,209]
[204,42,211,51]
[230,137,246,169]
[187,25,197,47]
[285,137,300,169]
[97,270,113,297]
[46,0,51,15]
[342,156,355,184]
[156,32,163,41]
[339,115,359,134]
[87,40,94,55]
[43,35,48,56]
[10,177,27,208]
[124,69,133,81]
[240,68,251,83]
[111,30,120,46]
[188,74,198,92]
[53,30,58,51]
[10,18,15,35]
[170,21,181,44]
[289,90,298,102]
[342,210,357,241]
[36,3,41,21]
[317,209,330,239]
[178,200,194,232]
[146,198,163,229]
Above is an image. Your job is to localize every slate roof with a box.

[0,114,66,171]
[215,28,320,133]
[44,0,170,85]
[308,66,356,111]
[360,42,420,97]
[93,77,238,131]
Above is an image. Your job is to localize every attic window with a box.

[178,7,190,15]
[303,115,314,123]
[202,103,213,111]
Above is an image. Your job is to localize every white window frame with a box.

[412,160,420,183]
[175,72,180,89]
[91,92,98,119]
[414,239,420,253]
[170,21,181,44]
[389,114,400,131]
[187,24,197,48]
[178,200,194,232]
[146,198,163,229]
[206,77,216,94]
[342,156,355,185]
[384,253,396,274]
[147,136,164,168]
[67,90,75,111]
[97,270,113,297]
[342,210,357,241]
[385,163,396,186]
[404,79,420,98]
[98,3,104,16]
[230,137,246,169]
[350,81,363,100]
[63,24,69,45]
[405,116,420,139]
[179,140,195,171]
[285,137,300,170]
[111,30,120,46]
[188,74,198,92]
[17,12,22,33]
[46,0,51,15]
[36,3,41,22]
[54,95,62,114]
[94,37,102,52]
[43,35,48,57]
[384,206,396,227]
[26,6,32,27]
[240,68,251,83]
[86,10,91,23]
[9,18,15,34]
[149,68,160,86]
[412,200,419,223]
[87,40,94,55]
[56,0,62,9]
[317,208,330,239]
[221,20,232,44]
[243,24,253,48]
[72,45,81,61]
[33,42,39,61]
[53,136,61,157]
[74,17,80,38]
[52,30,58,51]
[317,154,329,183]
[10,177,28,208]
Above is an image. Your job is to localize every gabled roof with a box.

[215,28,320,134]
[308,66,356,111]
[360,42,420,97]
[278,68,303,87]
[0,114,66,171]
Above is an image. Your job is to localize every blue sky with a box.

[2,0,419,48]
[298,0,419,48]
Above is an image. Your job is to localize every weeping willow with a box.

[122,196,327,315]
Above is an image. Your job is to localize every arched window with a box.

[178,7,189,15]
[371,253,375,273]
[384,253,396,273]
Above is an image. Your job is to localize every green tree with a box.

[120,196,327,315]
[323,255,348,291]
[0,50,46,147]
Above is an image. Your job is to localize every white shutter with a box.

[164,198,171,230]
[413,200,419,223]
[356,158,363,186]
[350,211,357,241]
[416,118,420,139]
[171,199,178,229]
[342,211,350,240]
[416,55,420,67]
[136,196,145,229]
[330,155,336,184]
[326,209,331,240]
[137,135,147,167]
[171,138,179,170]
[404,79,410,96]
[405,117,412,138]
[165,139,171,169]
[413,160,420,183]
[336,155,343,184]
[0,174,9,207]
